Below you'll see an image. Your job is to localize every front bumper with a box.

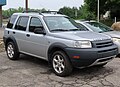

[113,42,120,53]
[65,45,118,67]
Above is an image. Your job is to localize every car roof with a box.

[13,12,66,17]
[75,20,97,23]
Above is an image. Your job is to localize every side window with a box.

[15,16,29,31]
[78,23,88,31]
[7,15,17,29]
[29,17,43,32]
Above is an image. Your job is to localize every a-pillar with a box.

[0,6,2,27]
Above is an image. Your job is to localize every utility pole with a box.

[0,6,2,27]
[97,0,100,22]
[115,17,117,23]
[75,10,78,18]
[25,0,28,11]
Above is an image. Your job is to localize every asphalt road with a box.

[0,28,4,39]
[0,52,120,87]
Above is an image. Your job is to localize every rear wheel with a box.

[6,42,20,60]
[51,51,73,77]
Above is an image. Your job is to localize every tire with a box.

[116,54,120,58]
[51,51,73,77]
[6,42,20,60]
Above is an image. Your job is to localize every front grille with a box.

[98,48,117,53]
[92,40,113,48]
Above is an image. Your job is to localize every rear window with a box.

[7,15,18,29]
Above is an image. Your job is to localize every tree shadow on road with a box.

[71,65,114,81]
[18,54,114,79]
[19,54,49,67]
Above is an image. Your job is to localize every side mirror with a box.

[34,28,46,35]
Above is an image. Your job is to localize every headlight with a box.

[112,38,120,43]
[74,41,92,48]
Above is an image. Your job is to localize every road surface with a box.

[0,28,4,39]
[0,52,120,87]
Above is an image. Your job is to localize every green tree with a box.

[84,0,107,15]
[2,7,24,18]
[84,0,120,19]
[79,5,95,20]
[2,7,46,18]
[59,6,79,19]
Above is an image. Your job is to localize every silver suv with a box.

[3,11,118,77]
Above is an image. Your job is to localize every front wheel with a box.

[6,42,20,60]
[51,51,73,77]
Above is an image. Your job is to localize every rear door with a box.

[13,16,29,52]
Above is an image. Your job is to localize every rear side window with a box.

[7,15,17,28]
[15,16,29,31]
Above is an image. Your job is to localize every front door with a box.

[25,17,48,59]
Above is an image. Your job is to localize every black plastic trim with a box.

[65,45,118,67]
[3,36,19,52]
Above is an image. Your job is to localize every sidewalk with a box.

[0,28,4,39]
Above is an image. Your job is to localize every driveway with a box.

[0,52,120,87]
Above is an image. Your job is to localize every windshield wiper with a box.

[69,28,83,31]
[109,29,113,31]
[99,29,114,33]
[51,28,84,32]
[51,29,69,32]
[69,29,79,31]
[99,31,104,33]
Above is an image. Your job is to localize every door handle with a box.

[26,34,30,37]
[13,32,16,34]
[8,31,9,34]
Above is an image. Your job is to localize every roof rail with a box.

[42,11,63,15]
[22,10,44,16]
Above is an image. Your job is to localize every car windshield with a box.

[84,22,113,33]
[44,16,84,32]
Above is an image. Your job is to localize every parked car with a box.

[3,11,118,77]
[75,20,120,54]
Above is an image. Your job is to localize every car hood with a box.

[104,31,120,38]
[49,31,110,41]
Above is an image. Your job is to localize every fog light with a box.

[73,56,80,59]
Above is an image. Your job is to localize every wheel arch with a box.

[47,43,70,64]
[5,36,19,51]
